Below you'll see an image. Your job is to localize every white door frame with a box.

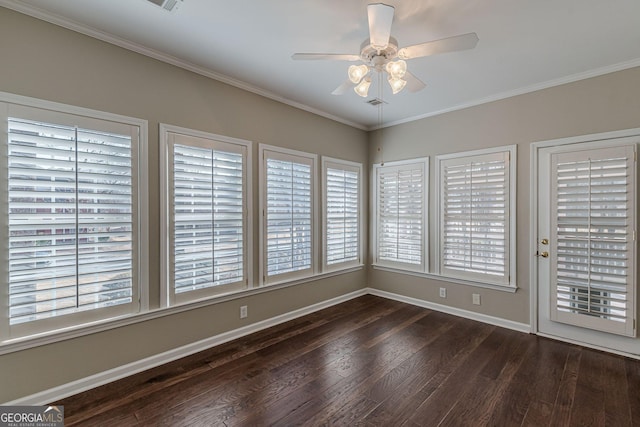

[529,127,640,357]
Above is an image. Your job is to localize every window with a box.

[373,158,428,272]
[161,125,251,306]
[436,146,516,287]
[322,157,363,271]
[1,100,148,340]
[260,145,317,284]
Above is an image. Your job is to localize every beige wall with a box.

[0,8,368,402]
[368,66,640,324]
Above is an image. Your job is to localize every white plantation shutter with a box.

[173,144,245,293]
[374,159,427,270]
[551,145,636,336]
[7,116,138,328]
[166,131,248,305]
[323,159,361,269]
[263,149,315,282]
[439,150,512,285]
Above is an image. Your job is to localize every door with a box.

[536,135,638,355]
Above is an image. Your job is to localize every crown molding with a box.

[374,57,640,130]
[0,0,367,131]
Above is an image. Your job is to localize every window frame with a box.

[372,157,429,273]
[259,144,318,286]
[321,157,364,272]
[435,145,517,288]
[159,124,252,307]
[0,93,149,342]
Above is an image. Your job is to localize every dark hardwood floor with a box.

[54,295,640,426]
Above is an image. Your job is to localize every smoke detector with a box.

[146,0,183,12]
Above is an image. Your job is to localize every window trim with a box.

[159,123,253,307]
[0,91,149,343]
[259,144,318,286]
[372,157,429,273]
[321,156,364,272]
[435,145,517,288]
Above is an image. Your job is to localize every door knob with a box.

[539,251,549,258]
[540,238,549,245]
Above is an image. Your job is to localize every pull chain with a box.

[378,71,384,166]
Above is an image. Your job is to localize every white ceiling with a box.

[3,0,640,129]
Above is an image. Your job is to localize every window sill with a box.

[371,265,518,293]
[0,265,364,355]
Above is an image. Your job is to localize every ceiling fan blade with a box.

[398,32,479,60]
[331,80,356,95]
[292,53,360,61]
[404,71,426,93]
[367,3,394,49]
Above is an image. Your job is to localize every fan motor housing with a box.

[359,37,399,67]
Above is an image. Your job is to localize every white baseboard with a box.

[367,288,531,333]
[7,287,533,405]
[5,288,368,405]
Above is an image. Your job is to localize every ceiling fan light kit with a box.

[386,60,407,79]
[354,76,373,97]
[292,2,478,98]
[388,76,407,94]
[348,64,370,84]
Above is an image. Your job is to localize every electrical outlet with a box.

[240,305,248,319]
[472,294,481,305]
[439,287,447,298]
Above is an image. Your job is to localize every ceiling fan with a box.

[292,3,478,97]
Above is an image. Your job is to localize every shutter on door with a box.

[551,145,636,336]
